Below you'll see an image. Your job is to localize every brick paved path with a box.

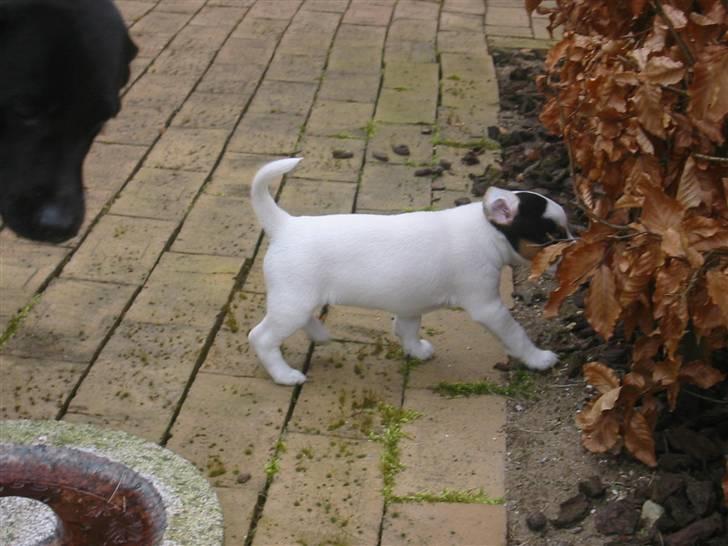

[0,1,557,544]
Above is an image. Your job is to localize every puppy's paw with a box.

[524,349,558,371]
[406,340,435,360]
[271,368,307,386]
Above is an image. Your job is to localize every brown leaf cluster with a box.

[529,0,728,467]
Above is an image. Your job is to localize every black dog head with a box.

[0,0,137,243]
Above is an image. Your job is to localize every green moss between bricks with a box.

[391,488,504,505]
[0,294,40,349]
[433,369,536,399]
[264,438,287,478]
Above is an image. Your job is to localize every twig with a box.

[681,389,728,405]
[107,477,122,504]
[661,85,689,97]
[548,383,582,388]
[693,153,728,164]
[651,0,695,66]
[574,202,636,231]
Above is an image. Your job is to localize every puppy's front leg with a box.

[393,315,434,360]
[465,300,557,371]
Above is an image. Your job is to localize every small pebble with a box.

[526,511,547,532]
[372,151,389,162]
[438,158,452,170]
[236,472,252,484]
[332,149,353,159]
[392,144,410,156]
[454,197,471,206]
[414,168,433,177]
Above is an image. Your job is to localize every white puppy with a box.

[248,158,570,385]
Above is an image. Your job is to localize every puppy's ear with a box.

[483,187,519,226]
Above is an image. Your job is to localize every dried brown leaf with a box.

[689,46,728,124]
[529,242,571,281]
[583,361,621,394]
[660,4,688,29]
[642,56,685,85]
[624,411,657,467]
[679,360,727,389]
[586,265,622,340]
[581,412,621,454]
[545,241,606,317]
[676,156,704,209]
[706,268,728,323]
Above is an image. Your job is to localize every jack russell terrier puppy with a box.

[248,158,571,385]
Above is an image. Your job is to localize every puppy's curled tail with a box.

[250,157,302,235]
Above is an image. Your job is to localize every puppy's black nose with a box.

[35,203,80,242]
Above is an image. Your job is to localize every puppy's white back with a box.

[264,203,514,315]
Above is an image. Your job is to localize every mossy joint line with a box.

[432,369,536,399]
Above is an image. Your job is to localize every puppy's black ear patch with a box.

[490,192,562,259]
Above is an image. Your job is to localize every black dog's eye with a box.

[11,99,46,125]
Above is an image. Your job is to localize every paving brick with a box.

[289,341,404,439]
[168,24,232,52]
[278,177,356,215]
[388,18,437,43]
[438,30,489,54]
[166,373,293,489]
[116,1,155,24]
[148,46,216,78]
[306,100,375,138]
[357,163,432,212]
[247,80,318,116]
[432,146,500,193]
[301,0,349,12]
[442,0,485,15]
[83,142,147,195]
[189,5,248,27]
[123,74,194,110]
[131,10,191,35]
[487,35,555,50]
[196,61,263,95]
[394,390,506,499]
[125,252,241,328]
[408,308,507,388]
[172,194,260,258]
[486,6,531,27]
[206,152,285,199]
[253,432,384,546]
[62,215,174,285]
[231,17,289,40]
[323,306,393,344]
[145,127,229,172]
[343,2,393,25]
[327,46,382,74]
[110,168,206,221]
[485,24,534,38]
[100,104,169,145]
[0,240,68,319]
[279,10,341,53]
[384,40,437,63]
[1,278,136,363]
[130,30,173,58]
[228,112,304,154]
[368,123,433,166]
[215,36,277,66]
[295,135,366,182]
[65,321,207,442]
[171,92,245,130]
[0,356,85,420]
[440,10,482,31]
[383,61,438,92]
[156,0,205,13]
[247,0,302,20]
[334,23,387,48]
[381,503,506,546]
[376,86,438,125]
[266,52,327,82]
[394,0,440,20]
[215,487,257,546]
[319,71,381,103]
[201,291,311,379]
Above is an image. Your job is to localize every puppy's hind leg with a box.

[304,316,331,344]
[249,313,309,385]
[394,315,434,360]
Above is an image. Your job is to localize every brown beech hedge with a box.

[526,0,727,476]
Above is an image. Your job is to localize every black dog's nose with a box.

[35,203,81,242]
